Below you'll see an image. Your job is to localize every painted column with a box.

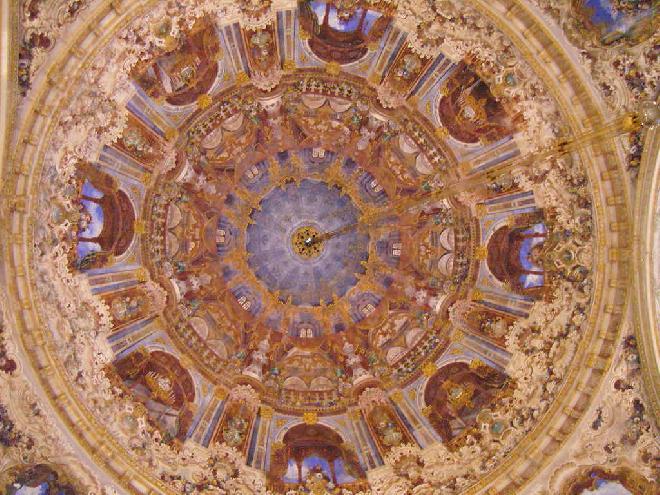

[389,389,438,447]
[347,407,381,469]
[190,388,228,446]
[358,388,416,460]
[211,385,260,458]
[247,405,274,470]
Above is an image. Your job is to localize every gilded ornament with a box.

[162,35,177,52]
[459,161,473,174]
[407,95,420,108]
[367,72,381,85]
[469,358,485,370]
[475,245,487,260]
[235,71,250,85]
[133,220,146,235]
[145,371,175,405]
[197,94,212,110]
[260,405,274,419]
[348,409,362,421]
[422,361,438,377]
[303,411,318,425]
[475,203,487,218]
[325,62,341,76]
[390,390,404,402]
[283,59,296,71]
[164,128,177,141]
[622,112,641,132]
[442,380,475,409]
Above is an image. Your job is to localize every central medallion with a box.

[291,225,323,258]
[246,179,369,307]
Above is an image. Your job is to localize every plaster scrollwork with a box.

[141,280,168,314]
[154,142,178,178]
[367,162,595,495]
[455,191,481,211]
[529,0,657,112]
[543,331,659,494]
[575,336,656,469]
[397,0,562,153]
[369,444,430,495]
[31,52,595,495]
[229,384,262,411]
[505,280,587,416]
[372,441,509,494]
[154,441,268,494]
[236,0,275,30]
[435,174,594,492]
[24,3,275,491]
[375,83,408,109]
[17,0,93,94]
[4,0,649,494]
[527,1,658,180]
[500,163,594,419]
[0,303,106,494]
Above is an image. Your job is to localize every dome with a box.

[0,1,658,494]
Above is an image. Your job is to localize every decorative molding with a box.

[632,125,660,422]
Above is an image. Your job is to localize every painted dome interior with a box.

[0,0,658,494]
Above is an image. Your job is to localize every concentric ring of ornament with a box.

[143,74,473,414]
[291,225,323,259]
[247,179,369,306]
[5,0,636,489]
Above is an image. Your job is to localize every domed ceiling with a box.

[0,0,658,494]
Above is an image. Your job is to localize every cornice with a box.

[0,0,18,183]
[632,126,660,423]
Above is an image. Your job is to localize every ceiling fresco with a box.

[0,0,658,495]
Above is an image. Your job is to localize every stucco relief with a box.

[1,1,657,495]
